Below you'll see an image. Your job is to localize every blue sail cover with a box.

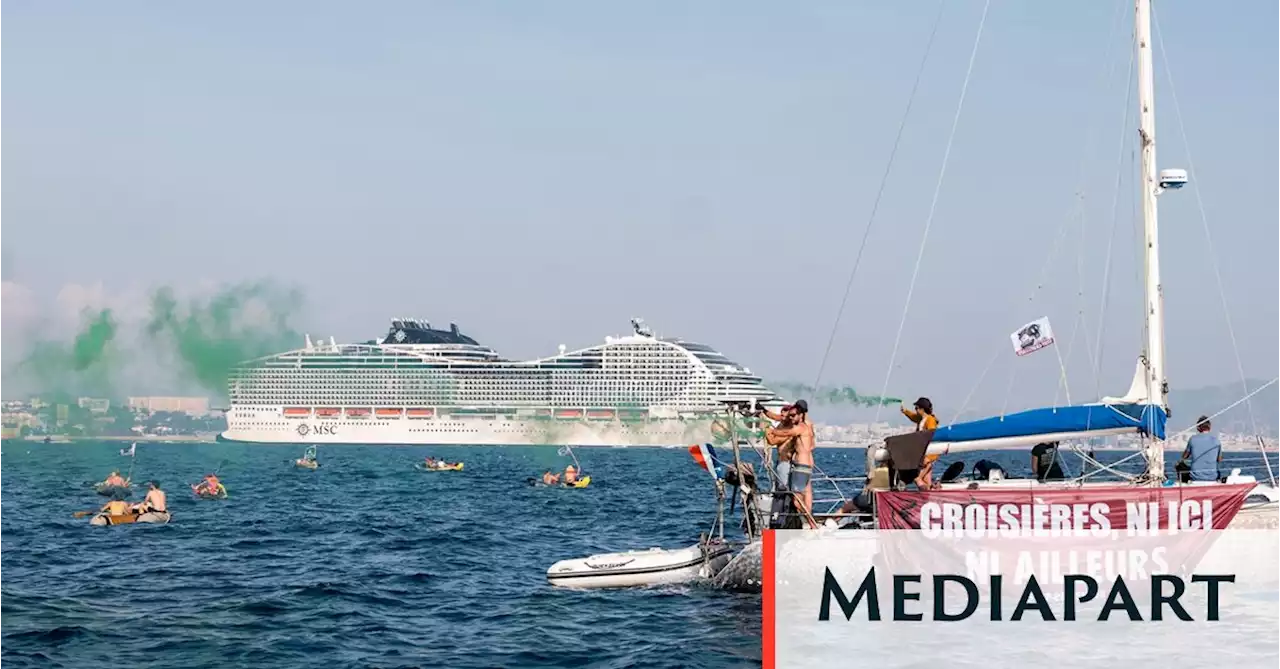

[933,403,1166,443]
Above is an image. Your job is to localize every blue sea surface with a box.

[2,442,1272,668]
[2,442,779,669]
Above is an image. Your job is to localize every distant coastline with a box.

[10,434,216,443]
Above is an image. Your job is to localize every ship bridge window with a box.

[675,342,718,353]
[691,352,737,367]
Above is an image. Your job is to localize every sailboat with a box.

[871,0,1278,523]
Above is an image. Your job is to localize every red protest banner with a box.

[876,483,1253,532]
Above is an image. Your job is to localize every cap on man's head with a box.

[793,399,809,414]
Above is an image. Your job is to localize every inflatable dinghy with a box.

[415,462,464,472]
[95,484,131,498]
[90,511,171,527]
[546,540,732,589]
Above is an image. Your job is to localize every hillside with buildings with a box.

[1,396,224,440]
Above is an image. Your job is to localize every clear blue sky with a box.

[3,1,1276,410]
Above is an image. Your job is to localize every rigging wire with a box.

[873,0,992,424]
[948,0,1129,424]
[1089,35,1137,402]
[810,0,949,391]
[1054,0,1131,404]
[1151,7,1274,486]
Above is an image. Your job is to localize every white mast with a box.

[1135,0,1178,480]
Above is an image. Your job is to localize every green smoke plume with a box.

[15,308,119,394]
[772,382,901,408]
[145,282,303,394]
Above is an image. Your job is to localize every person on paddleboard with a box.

[541,470,561,485]
[102,470,127,487]
[133,481,166,514]
[563,464,579,485]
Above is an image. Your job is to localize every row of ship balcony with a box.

[249,407,701,421]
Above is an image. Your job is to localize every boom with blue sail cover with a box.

[917,402,1166,455]
[936,403,1166,443]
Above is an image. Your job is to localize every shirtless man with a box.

[766,399,818,529]
[541,470,561,485]
[762,405,797,528]
[563,464,579,485]
[133,481,166,514]
[103,470,127,487]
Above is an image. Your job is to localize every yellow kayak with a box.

[564,476,591,489]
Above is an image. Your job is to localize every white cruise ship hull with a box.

[224,318,780,445]
[221,410,731,447]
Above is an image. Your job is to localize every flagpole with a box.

[125,443,137,485]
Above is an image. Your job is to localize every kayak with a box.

[90,511,172,527]
[415,462,464,472]
[95,483,131,497]
[295,459,320,470]
[528,475,592,488]
[547,540,733,589]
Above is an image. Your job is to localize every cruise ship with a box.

[221,318,780,446]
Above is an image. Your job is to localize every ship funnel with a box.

[305,334,313,351]
[329,336,337,350]
[558,344,566,355]
[450,322,460,335]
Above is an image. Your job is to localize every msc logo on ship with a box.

[297,424,337,437]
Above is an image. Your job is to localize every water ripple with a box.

[2,441,777,668]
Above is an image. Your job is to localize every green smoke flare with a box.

[145,282,303,394]
[15,308,119,395]
[772,382,901,408]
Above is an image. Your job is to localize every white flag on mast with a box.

[1010,317,1055,357]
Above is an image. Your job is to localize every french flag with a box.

[688,443,722,480]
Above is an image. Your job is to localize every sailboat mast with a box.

[1135,0,1168,479]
